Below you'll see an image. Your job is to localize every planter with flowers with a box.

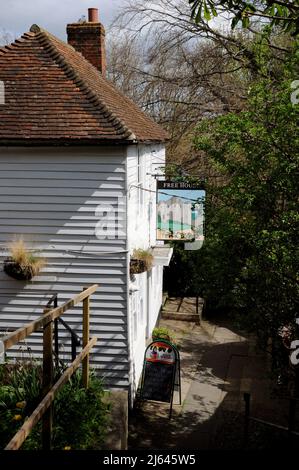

[152,326,171,342]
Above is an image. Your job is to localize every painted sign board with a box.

[141,340,180,416]
[157,181,205,242]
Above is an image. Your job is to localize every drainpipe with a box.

[125,147,135,408]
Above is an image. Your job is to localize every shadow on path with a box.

[129,319,297,450]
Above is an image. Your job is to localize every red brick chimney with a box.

[67,8,106,76]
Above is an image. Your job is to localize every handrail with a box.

[46,294,58,309]
[58,317,81,344]
[5,337,97,451]
[45,294,81,363]
[1,284,98,350]
[2,284,99,450]
[243,392,299,445]
[248,416,299,437]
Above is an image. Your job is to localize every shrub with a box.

[50,370,110,450]
[0,362,110,450]
[0,361,43,449]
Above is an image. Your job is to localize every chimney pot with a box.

[88,8,99,23]
[67,8,106,76]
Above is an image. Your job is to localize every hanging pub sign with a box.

[156,180,205,242]
[140,339,181,419]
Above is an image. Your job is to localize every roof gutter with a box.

[0,139,142,147]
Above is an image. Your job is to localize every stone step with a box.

[162,311,201,323]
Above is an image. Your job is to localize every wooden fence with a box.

[1,284,98,450]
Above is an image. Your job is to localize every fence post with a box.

[42,308,54,450]
[82,288,90,389]
[243,392,250,448]
[53,295,59,366]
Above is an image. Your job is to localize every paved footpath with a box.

[129,318,292,450]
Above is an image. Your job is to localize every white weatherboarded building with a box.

[0,10,170,401]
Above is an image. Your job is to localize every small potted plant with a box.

[152,327,180,348]
[152,326,171,342]
[3,239,46,281]
[130,249,153,276]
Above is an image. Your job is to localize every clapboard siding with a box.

[0,146,130,388]
[126,144,166,395]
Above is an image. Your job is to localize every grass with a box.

[7,239,46,277]
[132,249,153,271]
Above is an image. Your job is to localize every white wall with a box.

[0,146,129,388]
[0,143,166,398]
[127,143,165,250]
[126,144,166,394]
[147,265,164,338]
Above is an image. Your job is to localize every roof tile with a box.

[0,26,168,144]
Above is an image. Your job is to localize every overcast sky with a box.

[0,0,124,40]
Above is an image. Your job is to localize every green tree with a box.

[189,0,299,33]
[193,42,299,358]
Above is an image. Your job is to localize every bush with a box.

[0,362,110,450]
[164,242,204,298]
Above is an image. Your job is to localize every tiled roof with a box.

[0,25,168,144]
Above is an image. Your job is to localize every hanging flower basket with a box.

[130,258,147,275]
[3,258,34,281]
[3,239,46,281]
[129,249,153,276]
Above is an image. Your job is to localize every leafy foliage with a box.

[152,326,171,340]
[164,242,204,297]
[0,363,110,450]
[48,370,109,450]
[0,361,43,448]
[193,41,299,352]
[189,0,299,34]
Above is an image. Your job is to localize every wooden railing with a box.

[1,284,98,451]
[243,392,299,446]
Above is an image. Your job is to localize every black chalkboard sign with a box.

[140,340,180,416]
[142,362,175,403]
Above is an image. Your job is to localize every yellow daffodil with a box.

[12,414,22,421]
[16,401,26,409]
